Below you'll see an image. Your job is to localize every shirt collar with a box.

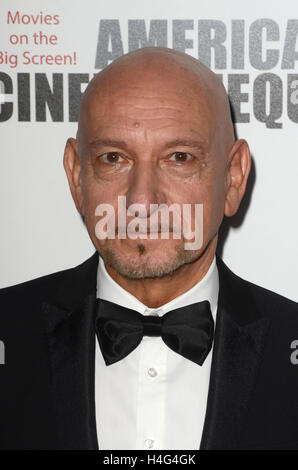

[96,254,219,320]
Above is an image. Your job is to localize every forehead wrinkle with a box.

[89,123,210,154]
[89,137,206,149]
[88,109,211,140]
[88,98,212,129]
[90,119,210,138]
[96,94,196,111]
[97,106,185,120]
[87,79,211,114]
[99,89,207,107]
[104,91,197,104]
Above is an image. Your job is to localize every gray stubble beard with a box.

[99,238,200,280]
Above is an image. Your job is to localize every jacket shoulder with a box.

[216,255,298,322]
[0,251,99,303]
[244,276,298,320]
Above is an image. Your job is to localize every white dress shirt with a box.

[95,254,219,450]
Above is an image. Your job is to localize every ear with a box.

[63,137,84,215]
[224,139,251,217]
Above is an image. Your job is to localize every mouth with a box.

[126,229,173,235]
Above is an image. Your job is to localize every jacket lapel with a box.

[42,252,99,450]
[200,255,271,449]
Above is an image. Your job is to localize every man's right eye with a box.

[99,152,124,163]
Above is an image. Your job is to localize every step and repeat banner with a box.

[1,0,297,301]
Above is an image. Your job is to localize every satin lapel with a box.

[200,255,271,450]
[41,252,99,450]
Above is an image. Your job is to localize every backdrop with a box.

[1,0,297,302]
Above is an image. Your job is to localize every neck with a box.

[104,236,217,308]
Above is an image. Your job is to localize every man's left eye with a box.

[169,152,192,162]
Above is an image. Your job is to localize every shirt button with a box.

[144,438,154,449]
[147,367,158,378]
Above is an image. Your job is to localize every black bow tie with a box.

[95,299,214,366]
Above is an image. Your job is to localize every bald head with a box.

[77,47,234,156]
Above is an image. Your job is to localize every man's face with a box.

[74,68,229,279]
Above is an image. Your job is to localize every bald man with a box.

[0,47,298,450]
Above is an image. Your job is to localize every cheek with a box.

[192,172,225,232]
[212,168,227,214]
[81,177,123,237]
[203,172,226,235]
[82,164,115,204]
[81,178,106,223]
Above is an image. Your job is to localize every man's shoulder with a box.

[217,255,298,322]
[242,273,298,320]
[0,251,99,306]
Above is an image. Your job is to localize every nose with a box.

[125,160,166,217]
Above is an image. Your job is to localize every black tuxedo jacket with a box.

[0,251,298,450]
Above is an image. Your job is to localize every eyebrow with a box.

[89,138,129,149]
[89,138,206,151]
[163,139,206,151]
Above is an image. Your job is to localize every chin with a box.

[97,239,200,280]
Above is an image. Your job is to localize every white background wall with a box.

[1,0,297,302]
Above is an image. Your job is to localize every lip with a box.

[127,231,167,235]
[126,229,172,232]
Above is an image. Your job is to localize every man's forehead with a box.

[80,100,213,144]
[79,77,214,138]
[78,91,214,153]
[77,48,233,152]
